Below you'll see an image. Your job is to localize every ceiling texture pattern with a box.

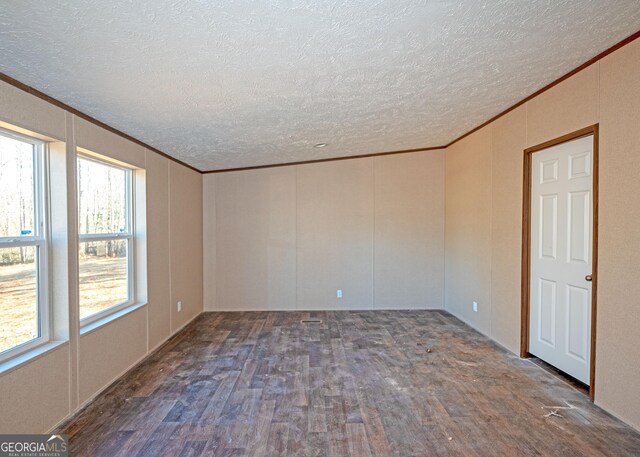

[1,1,639,171]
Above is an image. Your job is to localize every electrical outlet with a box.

[473,301,478,312]
[177,301,183,312]
[337,289,343,299]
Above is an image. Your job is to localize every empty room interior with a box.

[1,2,640,456]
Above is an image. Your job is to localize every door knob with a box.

[585,275,593,282]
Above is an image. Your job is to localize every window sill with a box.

[0,340,68,376]
[80,302,147,336]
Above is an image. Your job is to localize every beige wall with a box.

[375,153,445,309]
[0,345,70,432]
[146,151,172,350]
[297,159,375,310]
[489,106,527,352]
[210,167,297,311]
[204,151,445,311]
[0,80,204,433]
[444,38,640,430]
[445,127,493,335]
[597,39,640,430]
[169,161,204,331]
[78,307,147,404]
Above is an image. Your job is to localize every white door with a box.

[530,135,593,384]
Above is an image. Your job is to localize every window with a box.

[77,154,134,323]
[0,129,48,360]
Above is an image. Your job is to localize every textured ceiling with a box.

[0,1,639,171]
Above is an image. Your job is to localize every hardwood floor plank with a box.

[346,423,373,457]
[245,400,276,457]
[90,430,136,457]
[177,440,207,457]
[308,366,328,433]
[325,395,348,457]
[265,422,289,457]
[199,370,241,426]
[358,407,392,457]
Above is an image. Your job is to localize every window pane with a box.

[0,135,34,238]
[77,158,127,235]
[79,239,128,320]
[0,246,38,353]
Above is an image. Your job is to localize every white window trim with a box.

[0,128,50,364]
[77,153,136,327]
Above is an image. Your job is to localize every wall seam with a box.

[489,125,494,338]
[294,166,299,310]
[372,158,376,310]
[143,153,149,355]
[442,151,446,310]
[213,175,218,311]
[64,113,74,418]
[525,101,529,147]
[440,150,445,308]
[443,148,448,310]
[167,164,172,332]
[596,60,601,121]
[67,113,80,413]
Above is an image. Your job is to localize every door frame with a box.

[520,124,599,400]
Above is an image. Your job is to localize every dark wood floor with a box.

[59,311,640,456]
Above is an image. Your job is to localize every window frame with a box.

[77,153,136,326]
[0,127,50,363]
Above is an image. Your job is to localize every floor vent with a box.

[300,319,323,324]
